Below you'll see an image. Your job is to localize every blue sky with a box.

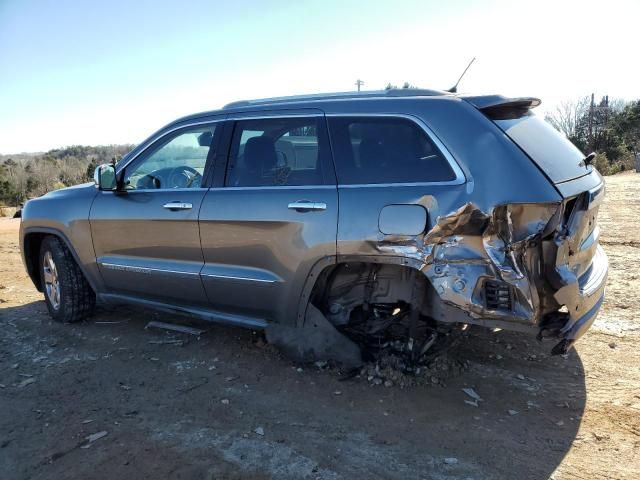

[0,0,638,153]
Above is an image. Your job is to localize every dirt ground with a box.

[1,172,639,480]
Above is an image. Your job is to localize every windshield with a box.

[495,113,592,184]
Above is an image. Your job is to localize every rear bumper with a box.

[555,245,608,352]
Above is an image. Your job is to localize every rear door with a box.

[90,120,223,306]
[198,112,338,325]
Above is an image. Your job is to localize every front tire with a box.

[39,236,95,323]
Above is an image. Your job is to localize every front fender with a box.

[20,184,103,293]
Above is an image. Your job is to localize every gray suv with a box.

[20,89,608,360]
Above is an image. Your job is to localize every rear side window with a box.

[327,116,456,185]
[226,117,333,187]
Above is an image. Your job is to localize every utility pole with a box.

[588,93,594,151]
[355,79,364,92]
[587,93,610,152]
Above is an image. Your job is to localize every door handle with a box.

[288,201,327,212]
[163,201,193,210]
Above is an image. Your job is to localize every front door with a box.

[199,113,338,324]
[90,121,222,306]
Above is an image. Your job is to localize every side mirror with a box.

[94,164,117,191]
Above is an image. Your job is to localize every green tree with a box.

[612,101,640,169]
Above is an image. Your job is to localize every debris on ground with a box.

[148,339,185,346]
[17,377,36,388]
[462,387,482,402]
[85,431,108,442]
[85,431,108,443]
[145,321,205,337]
[359,351,467,388]
[254,427,265,436]
[443,457,459,465]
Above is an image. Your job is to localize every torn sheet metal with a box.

[373,192,605,352]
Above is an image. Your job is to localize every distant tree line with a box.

[545,95,640,175]
[0,145,133,206]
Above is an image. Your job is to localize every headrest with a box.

[197,131,213,147]
[359,138,387,168]
[244,136,277,172]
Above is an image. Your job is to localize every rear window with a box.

[327,117,456,185]
[494,113,591,184]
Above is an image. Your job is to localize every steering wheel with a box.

[167,166,202,188]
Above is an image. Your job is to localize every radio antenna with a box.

[447,57,476,93]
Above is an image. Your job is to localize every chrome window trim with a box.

[116,119,225,176]
[111,187,209,194]
[325,113,466,186]
[208,185,335,191]
[338,181,462,189]
[227,113,324,121]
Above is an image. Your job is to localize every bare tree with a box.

[545,96,590,139]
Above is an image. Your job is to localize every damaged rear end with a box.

[420,97,609,355]
[485,98,607,353]
[305,95,607,365]
[423,181,607,356]
[424,96,608,354]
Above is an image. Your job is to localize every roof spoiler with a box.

[461,95,541,119]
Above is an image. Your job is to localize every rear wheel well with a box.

[307,262,433,325]
[303,261,462,366]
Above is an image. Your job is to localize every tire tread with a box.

[40,236,95,323]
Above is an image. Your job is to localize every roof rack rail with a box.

[223,88,449,109]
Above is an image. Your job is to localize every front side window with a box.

[328,116,456,185]
[125,125,216,190]
[226,117,331,187]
